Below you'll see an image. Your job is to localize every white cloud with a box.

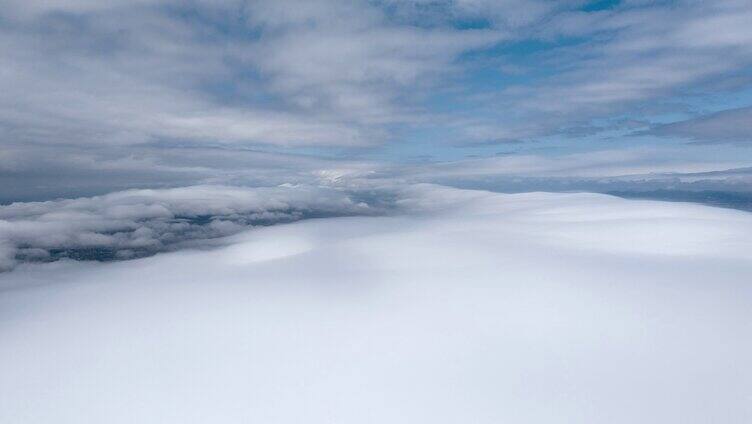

[2,0,751,191]
[0,0,502,149]
[0,184,372,270]
[3,147,751,269]
[2,185,751,423]
[450,0,752,143]
[371,149,752,205]
[535,0,752,110]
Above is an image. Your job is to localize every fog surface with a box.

[2,185,751,423]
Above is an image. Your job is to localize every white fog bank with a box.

[2,186,751,423]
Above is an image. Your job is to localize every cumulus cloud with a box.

[0,184,373,271]
[0,0,501,149]
[2,185,751,423]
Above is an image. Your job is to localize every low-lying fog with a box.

[2,185,751,423]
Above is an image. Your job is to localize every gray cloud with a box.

[1,1,752,250]
[0,0,523,199]
[0,141,377,202]
[2,0,751,192]
[5,145,751,270]
[2,144,751,270]
[366,149,752,211]
[0,184,373,270]
[390,148,749,180]
[646,106,752,143]
[0,0,502,149]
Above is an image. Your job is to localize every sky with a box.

[2,2,752,421]
[1,0,751,200]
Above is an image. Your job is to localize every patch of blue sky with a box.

[580,0,622,13]
[678,86,752,116]
[447,36,593,104]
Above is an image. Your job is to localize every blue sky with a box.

[1,0,751,199]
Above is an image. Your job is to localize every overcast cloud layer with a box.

[1,0,752,198]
